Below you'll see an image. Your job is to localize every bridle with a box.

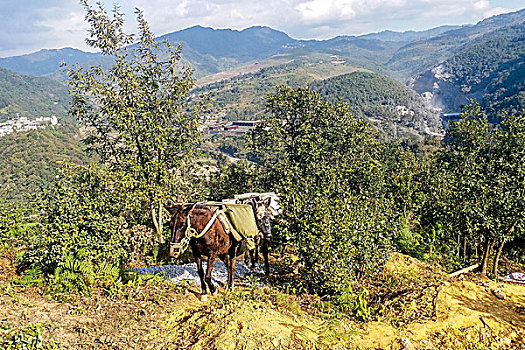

[169,204,221,258]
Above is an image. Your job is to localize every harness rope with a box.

[170,206,222,257]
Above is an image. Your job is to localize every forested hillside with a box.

[0,123,90,201]
[387,8,525,78]
[309,71,441,138]
[193,57,361,120]
[411,21,525,113]
[0,67,69,121]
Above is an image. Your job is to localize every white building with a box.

[0,115,60,137]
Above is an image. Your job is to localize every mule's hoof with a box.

[200,294,208,302]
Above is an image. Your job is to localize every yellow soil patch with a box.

[347,253,525,349]
[153,289,349,349]
[349,279,525,349]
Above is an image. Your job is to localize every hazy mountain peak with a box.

[1,7,523,79]
[358,25,463,42]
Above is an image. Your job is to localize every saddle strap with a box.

[190,208,221,239]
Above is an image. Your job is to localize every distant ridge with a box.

[358,25,463,42]
[1,8,524,80]
[0,48,99,76]
[160,25,296,61]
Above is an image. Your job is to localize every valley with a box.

[1,8,524,125]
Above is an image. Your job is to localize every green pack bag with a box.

[223,204,259,239]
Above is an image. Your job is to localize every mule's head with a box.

[254,197,273,241]
[165,204,188,258]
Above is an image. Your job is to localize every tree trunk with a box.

[462,236,467,263]
[480,240,493,277]
[457,234,461,258]
[492,240,505,277]
[151,201,165,244]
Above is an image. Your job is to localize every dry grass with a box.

[2,252,525,349]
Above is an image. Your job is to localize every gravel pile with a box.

[130,261,264,285]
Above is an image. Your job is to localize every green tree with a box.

[248,86,394,293]
[436,104,525,275]
[207,161,259,201]
[67,1,203,243]
[489,110,525,275]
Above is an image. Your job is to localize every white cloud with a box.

[0,0,523,57]
[295,0,356,24]
[474,0,490,10]
[174,1,189,17]
[294,0,409,24]
[483,6,511,17]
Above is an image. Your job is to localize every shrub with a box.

[289,195,393,295]
[22,163,128,274]
[248,86,395,296]
[0,198,36,253]
[0,320,57,349]
[19,163,157,293]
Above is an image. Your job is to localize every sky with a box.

[0,0,523,58]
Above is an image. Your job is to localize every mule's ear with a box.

[264,197,272,206]
[164,203,182,215]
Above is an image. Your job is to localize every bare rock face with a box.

[410,66,469,114]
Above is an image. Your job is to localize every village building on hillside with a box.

[208,120,262,134]
[0,115,59,137]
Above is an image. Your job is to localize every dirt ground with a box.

[350,278,525,349]
[1,253,524,349]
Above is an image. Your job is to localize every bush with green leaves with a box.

[248,86,395,295]
[49,253,121,295]
[293,195,393,295]
[22,163,127,274]
[0,320,57,349]
[207,160,260,201]
[20,163,156,294]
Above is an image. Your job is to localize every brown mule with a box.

[166,203,239,301]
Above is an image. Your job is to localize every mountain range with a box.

[0,7,524,126]
[1,8,524,201]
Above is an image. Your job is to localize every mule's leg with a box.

[249,245,257,269]
[227,251,237,289]
[243,248,251,266]
[262,239,270,275]
[248,236,260,270]
[255,236,261,264]
[195,255,208,300]
[205,254,217,295]
[222,253,232,289]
